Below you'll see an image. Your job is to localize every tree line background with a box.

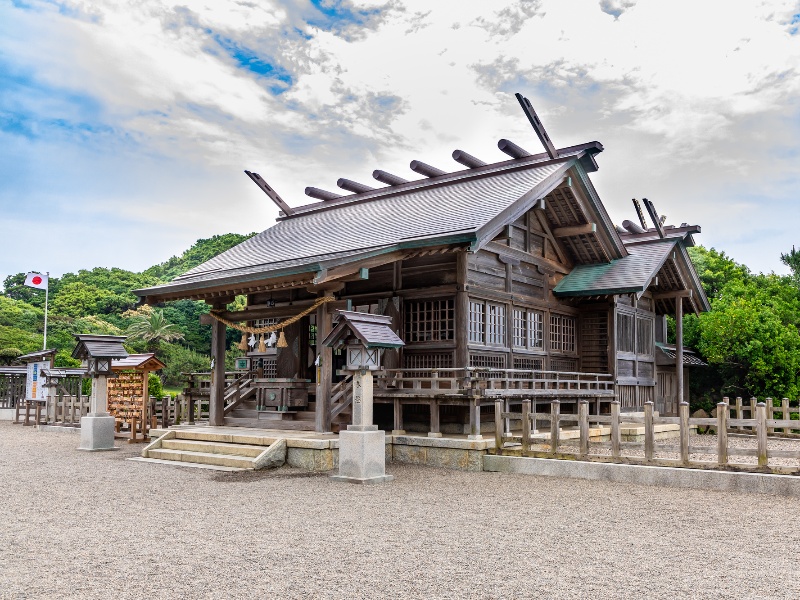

[1,237,799,406]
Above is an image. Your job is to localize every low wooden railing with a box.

[494,399,800,475]
[374,367,615,399]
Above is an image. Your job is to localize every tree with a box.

[0,347,22,365]
[126,309,185,353]
[781,245,800,284]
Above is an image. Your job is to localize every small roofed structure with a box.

[108,353,166,442]
[323,311,404,372]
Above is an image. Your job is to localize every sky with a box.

[1,0,799,284]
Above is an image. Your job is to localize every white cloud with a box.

[1,0,799,280]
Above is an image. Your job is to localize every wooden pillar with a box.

[455,252,469,370]
[209,306,227,427]
[675,297,684,406]
[315,296,333,433]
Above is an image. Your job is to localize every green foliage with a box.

[781,246,800,285]
[687,246,750,299]
[126,309,185,353]
[0,347,22,365]
[159,343,211,386]
[148,372,163,399]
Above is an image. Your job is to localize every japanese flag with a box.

[24,272,48,290]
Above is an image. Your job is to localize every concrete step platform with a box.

[128,457,248,472]
[142,429,289,470]
[161,438,266,458]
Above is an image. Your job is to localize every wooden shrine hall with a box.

[134,94,709,435]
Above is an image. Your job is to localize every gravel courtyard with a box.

[2,422,799,600]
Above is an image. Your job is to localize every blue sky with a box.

[1,0,800,283]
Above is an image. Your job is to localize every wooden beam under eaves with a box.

[552,223,596,237]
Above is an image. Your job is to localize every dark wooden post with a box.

[209,305,227,427]
[429,400,440,437]
[455,252,469,370]
[315,296,333,433]
[675,297,684,406]
[392,399,404,435]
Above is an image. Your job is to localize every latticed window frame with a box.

[469,299,507,347]
[549,313,577,354]
[513,307,544,350]
[404,298,455,344]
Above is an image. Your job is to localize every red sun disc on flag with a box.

[32,276,42,285]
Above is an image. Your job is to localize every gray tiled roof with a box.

[137,154,578,299]
[71,335,129,360]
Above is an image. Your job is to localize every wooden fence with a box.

[493,398,800,475]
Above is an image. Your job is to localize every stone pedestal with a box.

[78,414,117,452]
[330,425,393,484]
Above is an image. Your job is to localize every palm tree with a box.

[126,310,184,353]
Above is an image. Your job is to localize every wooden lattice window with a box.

[404,299,455,343]
[469,301,485,343]
[470,300,506,346]
[636,316,654,357]
[551,357,578,372]
[549,314,576,353]
[513,308,544,349]
[514,356,544,371]
[617,312,635,353]
[470,353,506,369]
[403,353,454,370]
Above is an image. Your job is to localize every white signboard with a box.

[26,361,49,401]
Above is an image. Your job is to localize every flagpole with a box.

[43,272,49,351]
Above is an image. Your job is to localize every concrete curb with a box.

[483,455,800,497]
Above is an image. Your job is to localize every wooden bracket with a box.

[552,223,596,238]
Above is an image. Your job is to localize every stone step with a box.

[148,448,256,469]
[161,439,265,458]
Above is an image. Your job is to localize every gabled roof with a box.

[655,343,708,367]
[553,240,675,296]
[71,335,129,360]
[112,353,166,371]
[17,349,56,363]
[322,311,405,349]
[136,142,624,303]
[553,237,711,314]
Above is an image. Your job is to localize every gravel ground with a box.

[2,422,800,600]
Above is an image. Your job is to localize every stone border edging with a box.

[483,455,800,497]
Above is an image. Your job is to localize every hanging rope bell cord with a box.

[208,295,336,333]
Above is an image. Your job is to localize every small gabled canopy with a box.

[17,349,56,363]
[112,353,166,372]
[553,238,710,314]
[655,343,708,367]
[322,311,405,349]
[72,335,129,360]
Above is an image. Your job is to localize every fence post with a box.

[735,397,743,432]
[679,401,690,465]
[611,400,621,459]
[756,402,768,467]
[749,397,757,433]
[717,401,728,466]
[550,400,560,454]
[767,398,774,435]
[579,399,589,458]
[644,401,654,462]
[522,398,531,455]
[494,400,503,455]
[782,398,789,434]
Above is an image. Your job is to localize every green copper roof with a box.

[553,240,675,296]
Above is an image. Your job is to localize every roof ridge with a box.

[281,141,601,220]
